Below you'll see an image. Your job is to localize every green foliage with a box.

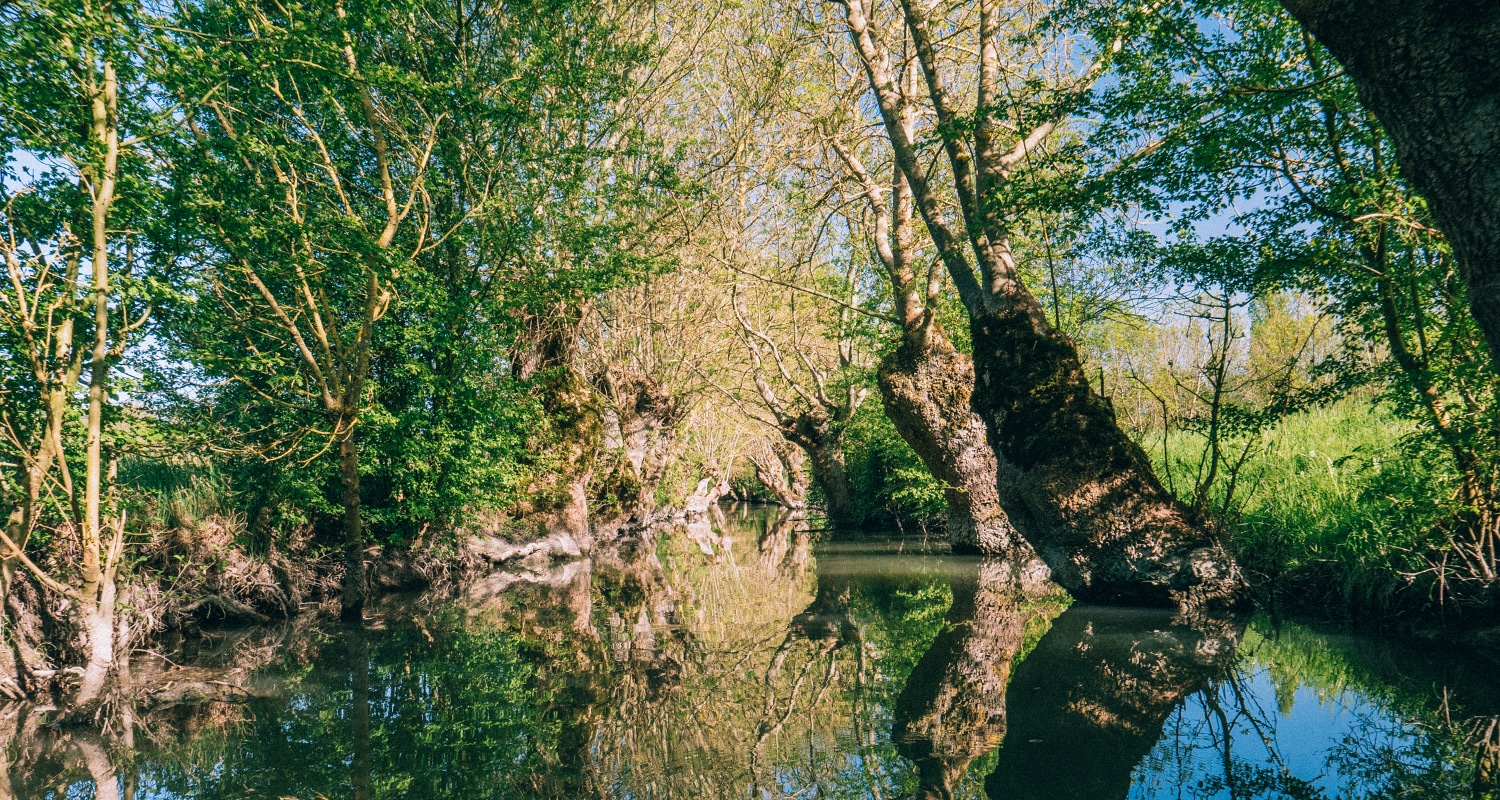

[1148,400,1472,616]
[842,400,948,530]
[137,0,673,547]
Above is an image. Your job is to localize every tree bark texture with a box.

[969,309,1245,609]
[544,368,602,549]
[1276,0,1500,368]
[749,441,811,509]
[596,375,687,519]
[984,606,1242,800]
[879,339,1027,556]
[339,429,367,622]
[892,556,1057,800]
[833,0,1246,611]
[802,433,858,531]
[517,311,602,550]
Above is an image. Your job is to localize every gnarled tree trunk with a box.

[595,374,687,521]
[833,0,1247,610]
[880,337,1026,555]
[969,309,1243,608]
[1275,0,1500,369]
[516,309,603,551]
[800,429,858,530]
[827,102,1025,557]
[749,440,811,509]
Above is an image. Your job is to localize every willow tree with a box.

[0,0,155,702]
[829,0,1245,608]
[825,118,1026,555]
[163,0,450,620]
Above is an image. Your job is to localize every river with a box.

[10,505,1498,799]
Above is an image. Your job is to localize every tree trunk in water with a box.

[879,337,1027,555]
[1275,0,1500,369]
[339,429,367,622]
[969,307,1245,610]
[984,606,1243,800]
[892,556,1058,799]
[750,441,810,509]
[73,577,116,707]
[804,439,858,530]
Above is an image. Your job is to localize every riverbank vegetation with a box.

[3,0,1499,706]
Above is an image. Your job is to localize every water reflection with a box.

[893,556,1058,800]
[3,505,1497,799]
[985,606,1242,800]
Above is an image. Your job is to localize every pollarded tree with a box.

[730,279,872,529]
[828,0,1245,609]
[824,116,1027,555]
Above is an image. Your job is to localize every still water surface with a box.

[16,505,1500,799]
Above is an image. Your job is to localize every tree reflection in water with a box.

[983,606,1243,800]
[3,506,1499,799]
[891,556,1062,800]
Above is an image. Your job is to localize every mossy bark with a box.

[879,336,1026,555]
[968,305,1246,610]
[594,375,685,520]
[539,369,602,549]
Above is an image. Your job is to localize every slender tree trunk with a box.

[1276,0,1500,369]
[76,53,121,705]
[339,426,367,622]
[879,336,1026,555]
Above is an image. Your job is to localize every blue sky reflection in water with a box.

[14,506,1496,800]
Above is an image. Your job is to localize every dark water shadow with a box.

[891,555,1057,800]
[984,605,1243,800]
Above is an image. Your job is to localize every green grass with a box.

[119,458,237,532]
[1143,399,1464,618]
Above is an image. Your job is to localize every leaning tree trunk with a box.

[832,0,1244,611]
[1275,0,1500,370]
[969,306,1245,610]
[879,336,1027,555]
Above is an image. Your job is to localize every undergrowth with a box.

[1143,399,1484,620]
